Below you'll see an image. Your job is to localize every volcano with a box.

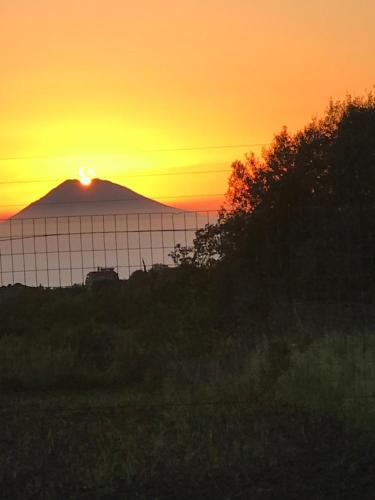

[0,178,205,287]
[13,179,180,219]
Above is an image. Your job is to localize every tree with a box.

[185,92,375,317]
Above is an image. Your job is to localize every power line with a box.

[0,142,269,162]
[0,168,233,186]
[0,192,226,210]
[0,227,201,243]
[0,208,219,222]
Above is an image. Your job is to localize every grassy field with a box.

[2,328,375,499]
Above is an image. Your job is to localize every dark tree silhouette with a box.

[182,92,375,329]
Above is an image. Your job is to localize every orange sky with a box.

[1,0,374,217]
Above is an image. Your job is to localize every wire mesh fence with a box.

[0,211,218,287]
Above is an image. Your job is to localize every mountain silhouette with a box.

[13,179,180,219]
[0,178,205,287]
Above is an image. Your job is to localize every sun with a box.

[79,167,95,186]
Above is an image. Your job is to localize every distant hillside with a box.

[13,179,180,219]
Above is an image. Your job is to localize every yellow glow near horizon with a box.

[0,0,374,216]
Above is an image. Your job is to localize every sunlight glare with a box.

[79,167,95,186]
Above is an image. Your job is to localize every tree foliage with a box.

[184,92,375,320]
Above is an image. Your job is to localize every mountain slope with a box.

[13,179,180,219]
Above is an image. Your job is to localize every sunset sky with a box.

[1,0,374,217]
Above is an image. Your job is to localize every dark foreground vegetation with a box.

[1,93,375,498]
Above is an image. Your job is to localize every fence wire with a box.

[0,211,218,287]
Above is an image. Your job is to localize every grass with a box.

[2,331,375,498]
[1,283,375,498]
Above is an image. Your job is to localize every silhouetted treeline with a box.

[172,93,375,332]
